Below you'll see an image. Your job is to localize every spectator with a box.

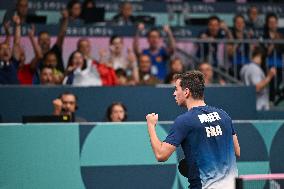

[39,65,55,85]
[2,0,29,24]
[196,16,232,67]
[227,14,251,78]
[53,92,87,122]
[0,16,21,84]
[164,57,184,84]
[0,43,19,84]
[37,10,68,71]
[82,0,96,10]
[133,23,176,80]
[245,6,264,37]
[77,38,93,61]
[263,13,284,68]
[76,38,118,86]
[99,35,139,84]
[115,68,136,86]
[112,2,135,26]
[64,50,101,86]
[11,17,43,85]
[106,102,127,122]
[138,54,160,85]
[262,13,284,102]
[240,47,276,110]
[198,62,225,86]
[67,0,84,25]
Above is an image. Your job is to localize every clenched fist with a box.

[146,113,159,127]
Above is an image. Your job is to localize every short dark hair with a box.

[208,15,220,24]
[146,28,161,38]
[251,46,265,59]
[109,35,122,44]
[174,71,205,100]
[40,64,53,73]
[106,102,127,122]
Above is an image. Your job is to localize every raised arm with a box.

[3,21,11,45]
[55,10,69,49]
[12,15,22,61]
[163,25,176,55]
[28,25,43,71]
[146,113,176,162]
[127,48,139,83]
[133,23,144,57]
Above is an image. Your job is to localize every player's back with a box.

[181,105,238,189]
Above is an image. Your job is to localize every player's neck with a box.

[186,99,206,110]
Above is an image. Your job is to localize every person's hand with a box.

[61,9,69,20]
[12,15,21,26]
[28,24,35,38]
[163,24,172,34]
[220,20,229,31]
[268,67,277,79]
[53,98,63,110]
[3,21,10,33]
[146,113,159,127]
[137,23,145,31]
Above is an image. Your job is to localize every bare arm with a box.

[233,134,240,158]
[28,25,43,71]
[55,10,68,49]
[255,68,276,92]
[12,15,21,61]
[163,25,176,55]
[133,23,144,57]
[3,21,11,45]
[146,113,176,162]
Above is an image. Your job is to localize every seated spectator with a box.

[0,16,21,85]
[10,16,43,85]
[164,57,184,84]
[115,68,136,86]
[196,16,232,67]
[2,0,29,24]
[106,102,127,122]
[64,50,117,86]
[39,65,55,85]
[198,62,225,86]
[245,6,264,38]
[77,38,93,61]
[138,54,161,85]
[112,2,135,26]
[0,43,19,84]
[240,47,276,110]
[227,14,251,78]
[133,23,176,80]
[33,51,64,85]
[53,92,87,122]
[99,35,139,83]
[37,10,68,73]
[67,0,84,25]
[76,38,118,86]
[64,50,101,86]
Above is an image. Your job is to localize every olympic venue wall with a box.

[0,121,283,189]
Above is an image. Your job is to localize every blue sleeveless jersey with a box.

[164,105,238,189]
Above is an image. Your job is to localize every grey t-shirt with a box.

[240,62,269,110]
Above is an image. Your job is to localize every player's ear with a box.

[184,88,190,98]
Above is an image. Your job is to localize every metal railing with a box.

[176,38,284,105]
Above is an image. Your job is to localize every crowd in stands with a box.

[1,0,284,110]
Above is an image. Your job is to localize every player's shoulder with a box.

[174,111,195,124]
